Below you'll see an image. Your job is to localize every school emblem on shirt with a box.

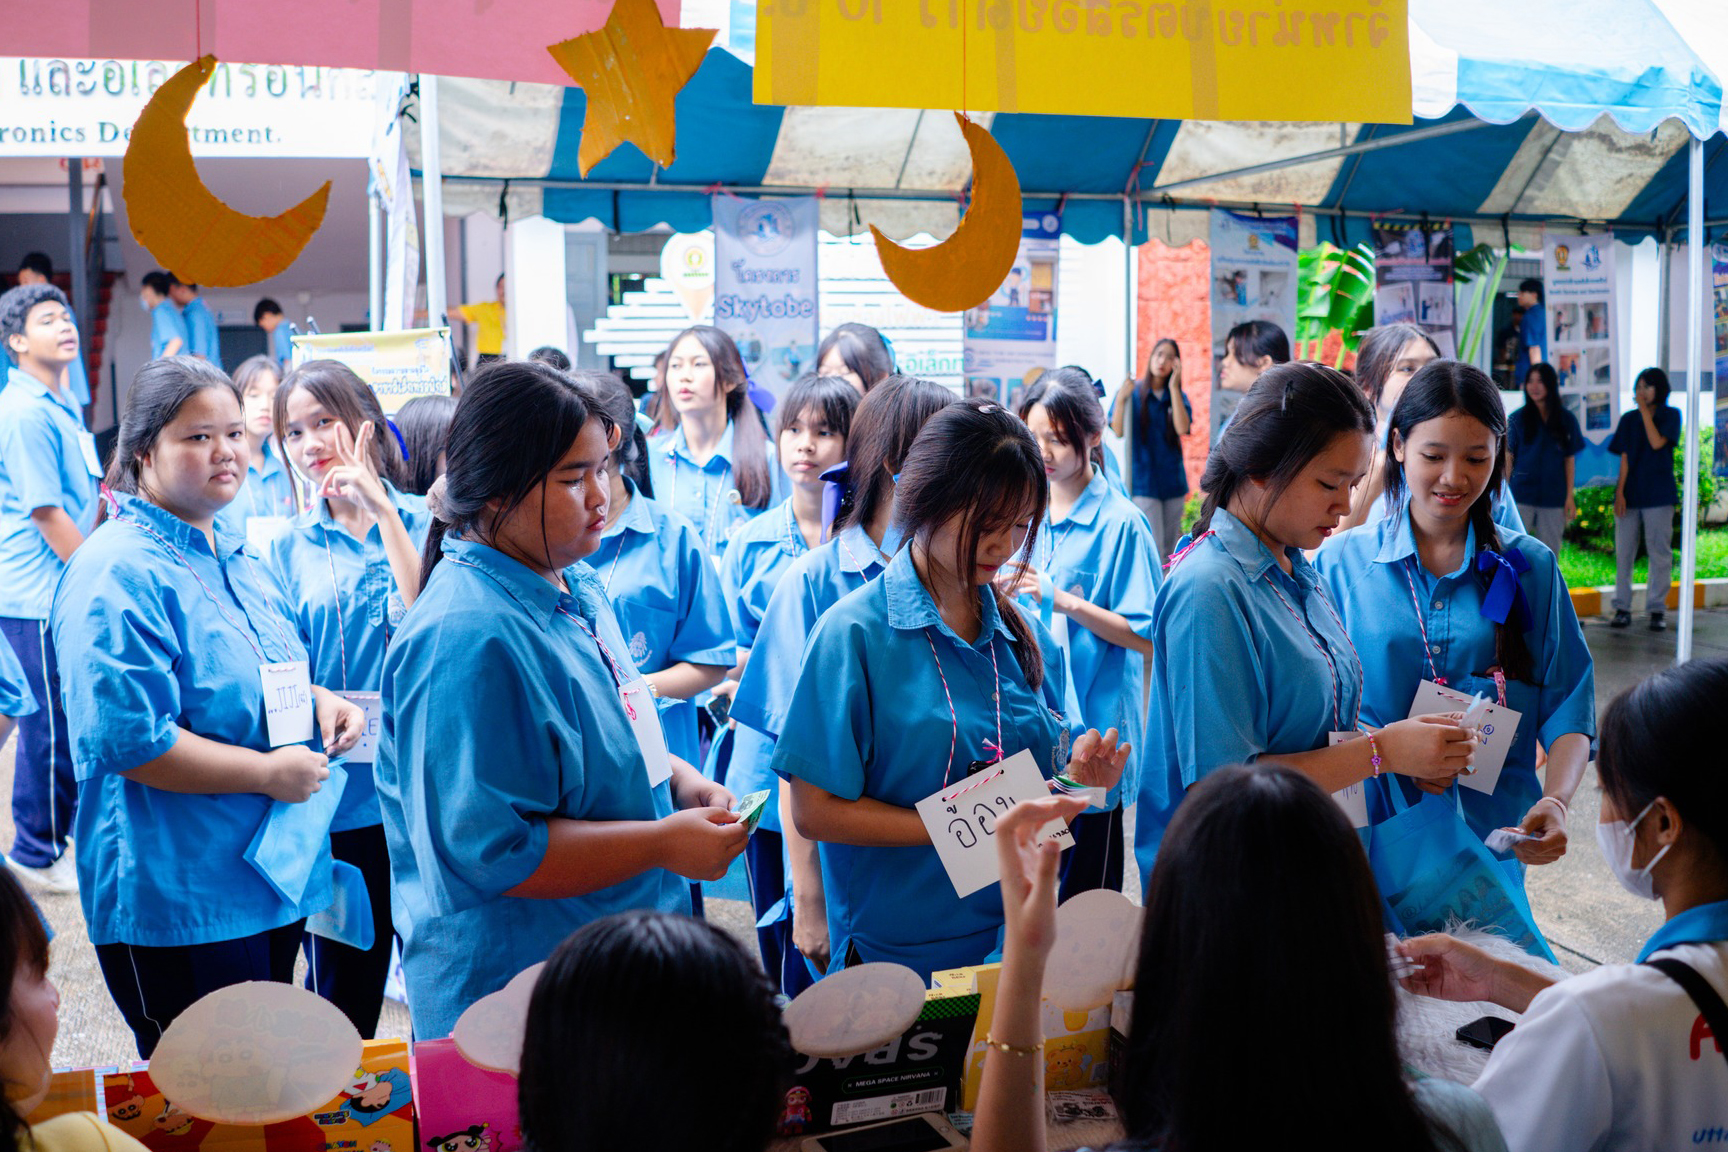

[628,632,650,663]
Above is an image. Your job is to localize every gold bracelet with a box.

[981,1034,1043,1057]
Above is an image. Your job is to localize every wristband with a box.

[982,1034,1042,1057]
[1365,732,1383,777]
[1536,795,1568,821]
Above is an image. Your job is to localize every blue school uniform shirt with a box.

[592,482,736,769]
[1515,305,1546,384]
[182,297,223,365]
[1129,385,1192,500]
[0,367,98,620]
[216,439,301,537]
[271,323,294,367]
[718,500,808,833]
[0,631,36,717]
[1608,406,1681,508]
[1313,505,1596,839]
[150,300,189,359]
[1507,408,1585,508]
[378,537,691,1040]
[3,306,94,408]
[1134,507,1364,870]
[646,420,782,555]
[263,483,430,832]
[1034,468,1160,806]
[769,548,1082,978]
[50,492,332,947]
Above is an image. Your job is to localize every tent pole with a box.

[1656,224,1672,373]
[1678,137,1704,664]
[420,74,448,328]
[1122,195,1135,499]
[368,193,383,330]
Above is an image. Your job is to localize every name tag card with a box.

[75,430,102,478]
[620,676,673,789]
[338,690,382,765]
[1328,732,1370,829]
[245,516,294,552]
[260,660,314,748]
[1406,680,1521,796]
[916,750,1073,898]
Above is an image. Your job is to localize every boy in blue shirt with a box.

[169,277,223,367]
[13,253,89,408]
[0,283,96,894]
[1514,278,1546,385]
[140,271,188,359]
[255,297,294,367]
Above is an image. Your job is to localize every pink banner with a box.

[0,0,680,87]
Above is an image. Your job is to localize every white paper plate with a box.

[1042,889,1143,1011]
[782,962,926,1058]
[451,962,546,1074]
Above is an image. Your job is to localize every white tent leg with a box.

[1678,137,1704,664]
[420,74,448,328]
[368,194,383,330]
[1123,195,1136,498]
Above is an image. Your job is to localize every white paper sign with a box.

[620,677,673,788]
[1406,679,1520,796]
[916,749,1073,898]
[338,690,382,765]
[246,515,294,552]
[260,660,314,748]
[1328,731,1370,829]
[75,430,102,477]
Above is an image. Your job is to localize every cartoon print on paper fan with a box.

[341,1067,415,1125]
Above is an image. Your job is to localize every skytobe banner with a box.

[1544,233,1618,488]
[963,211,1060,408]
[0,58,377,157]
[290,328,452,415]
[713,194,820,402]
[1208,208,1297,438]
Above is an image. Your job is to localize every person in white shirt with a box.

[1402,657,1728,1152]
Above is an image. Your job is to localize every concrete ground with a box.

[5,608,1722,1067]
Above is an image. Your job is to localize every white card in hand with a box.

[619,677,673,788]
[260,660,314,748]
[1406,679,1521,796]
[916,749,1073,898]
[1327,732,1370,829]
[338,690,382,765]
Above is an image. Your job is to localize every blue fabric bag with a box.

[244,760,348,904]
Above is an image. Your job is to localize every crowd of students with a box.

[1,270,1723,1151]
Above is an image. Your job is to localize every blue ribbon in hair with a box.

[1477,548,1533,632]
[385,419,410,462]
[819,461,848,543]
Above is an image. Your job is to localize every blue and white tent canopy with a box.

[415,0,1724,243]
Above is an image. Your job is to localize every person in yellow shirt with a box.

[456,274,506,366]
[1,868,148,1152]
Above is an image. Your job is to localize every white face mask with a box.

[1595,800,1672,900]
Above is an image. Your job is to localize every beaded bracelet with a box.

[1536,794,1569,821]
[981,1034,1043,1057]
[1365,732,1383,777]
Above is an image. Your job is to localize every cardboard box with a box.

[100,1039,415,1152]
[1107,991,1134,1112]
[411,1039,524,1152]
[941,963,1114,1110]
[774,986,979,1136]
[25,1069,99,1124]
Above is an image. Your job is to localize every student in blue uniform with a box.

[13,253,89,408]
[262,360,429,1038]
[217,355,300,542]
[816,323,895,394]
[1608,366,1681,631]
[718,373,857,991]
[1506,362,1583,558]
[1315,361,1594,889]
[139,272,188,360]
[255,299,294,368]
[1110,339,1191,557]
[1009,367,1160,896]
[169,279,223,366]
[0,283,96,896]
[378,360,746,1041]
[647,326,781,556]
[731,374,954,981]
[581,370,735,772]
[1135,363,1477,870]
[770,399,1130,979]
[52,356,364,1057]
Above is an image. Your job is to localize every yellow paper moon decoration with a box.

[870,114,1024,315]
[124,56,330,288]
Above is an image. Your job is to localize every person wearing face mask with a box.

[1401,657,1728,1152]
[768,399,1130,979]
[1316,362,1594,920]
[0,868,152,1152]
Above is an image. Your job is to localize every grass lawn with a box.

[1559,526,1728,589]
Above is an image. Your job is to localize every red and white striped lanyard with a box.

[837,529,891,574]
[559,607,648,720]
[319,516,400,692]
[113,503,292,663]
[924,625,1003,788]
[1264,569,1363,733]
[1401,558,1446,686]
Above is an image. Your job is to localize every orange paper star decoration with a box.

[548,0,717,176]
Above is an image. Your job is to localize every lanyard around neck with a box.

[1264,571,1362,733]
[924,623,1004,788]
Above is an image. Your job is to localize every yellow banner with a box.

[755,0,1410,123]
[290,328,453,415]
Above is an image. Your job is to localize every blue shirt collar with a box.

[1636,899,1728,963]
[601,479,656,539]
[439,536,583,631]
[1374,502,1479,576]
[111,491,245,559]
[664,419,736,469]
[775,499,807,558]
[1052,466,1109,529]
[304,477,411,534]
[1210,506,1315,588]
[6,365,80,421]
[255,437,286,483]
[834,522,887,575]
[881,546,1015,648]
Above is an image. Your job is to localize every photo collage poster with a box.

[963,211,1062,410]
[1207,209,1298,439]
[1372,223,1456,359]
[1545,233,1619,487]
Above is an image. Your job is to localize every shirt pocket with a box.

[611,597,676,671]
